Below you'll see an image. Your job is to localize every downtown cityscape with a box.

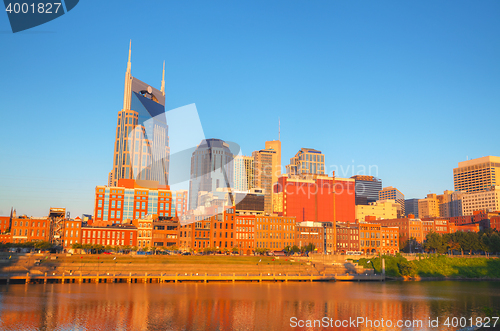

[1,1,500,330]
[0,42,499,256]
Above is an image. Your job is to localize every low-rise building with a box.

[11,217,51,244]
[81,225,137,247]
[152,219,179,248]
[295,221,324,253]
[336,223,360,253]
[381,227,399,254]
[235,214,256,255]
[62,217,82,249]
[359,223,381,254]
[355,199,401,221]
[256,215,296,252]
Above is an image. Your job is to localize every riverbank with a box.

[358,254,500,279]
[0,253,373,282]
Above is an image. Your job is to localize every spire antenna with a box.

[161,61,165,96]
[126,40,132,74]
[123,40,132,110]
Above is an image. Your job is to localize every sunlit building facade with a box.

[109,42,169,187]
[94,179,172,226]
[189,139,234,210]
[233,155,254,191]
[453,156,500,193]
[286,148,325,176]
[378,186,405,216]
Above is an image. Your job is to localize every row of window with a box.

[83,231,133,239]
[13,229,45,237]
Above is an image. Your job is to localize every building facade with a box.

[378,186,405,216]
[286,148,325,176]
[253,148,275,214]
[453,156,500,193]
[336,223,360,253]
[189,139,234,211]
[171,190,188,218]
[351,175,382,205]
[11,217,51,244]
[265,140,282,188]
[355,200,401,222]
[462,186,500,216]
[418,194,440,218]
[233,155,254,191]
[110,43,169,187]
[404,199,419,218]
[81,225,137,247]
[94,179,172,226]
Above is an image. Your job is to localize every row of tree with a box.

[421,229,500,254]
[70,243,180,254]
[0,241,53,251]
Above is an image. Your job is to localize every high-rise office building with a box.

[265,140,281,186]
[286,148,325,176]
[172,190,188,218]
[462,186,500,216]
[189,139,234,210]
[378,186,405,216]
[418,194,440,218]
[453,156,500,193]
[437,190,464,218]
[233,155,254,191]
[405,198,419,218]
[351,175,382,205]
[109,42,170,187]
[253,149,275,214]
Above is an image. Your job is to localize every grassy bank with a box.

[358,255,500,278]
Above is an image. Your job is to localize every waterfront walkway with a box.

[0,272,385,284]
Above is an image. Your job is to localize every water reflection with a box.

[0,282,499,330]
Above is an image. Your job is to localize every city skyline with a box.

[1,1,499,217]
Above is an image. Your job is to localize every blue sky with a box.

[0,0,499,217]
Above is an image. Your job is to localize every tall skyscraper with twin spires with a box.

[109,41,170,187]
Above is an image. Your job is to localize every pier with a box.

[0,272,385,284]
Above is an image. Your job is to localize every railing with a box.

[0,271,385,284]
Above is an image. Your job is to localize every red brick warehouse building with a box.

[273,173,355,223]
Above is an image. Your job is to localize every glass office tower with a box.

[109,42,170,187]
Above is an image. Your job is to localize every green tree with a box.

[304,243,316,252]
[82,244,93,254]
[490,233,500,254]
[397,259,416,277]
[423,232,446,254]
[34,241,53,250]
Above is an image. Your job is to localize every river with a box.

[0,281,499,330]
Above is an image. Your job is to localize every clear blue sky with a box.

[1,0,499,217]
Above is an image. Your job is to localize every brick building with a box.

[81,225,137,247]
[93,179,172,226]
[11,217,51,244]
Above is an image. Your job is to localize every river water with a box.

[0,281,499,330]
